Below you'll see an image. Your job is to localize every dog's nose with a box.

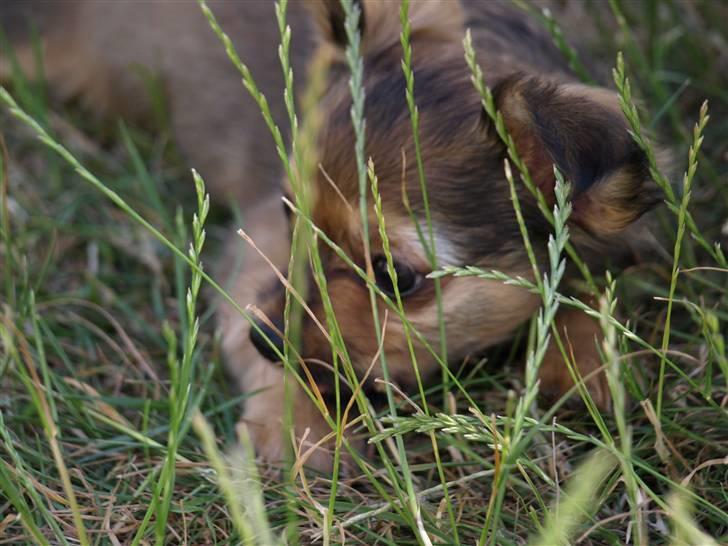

[249,318,285,362]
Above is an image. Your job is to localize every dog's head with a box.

[249,0,661,395]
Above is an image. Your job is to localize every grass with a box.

[1,0,727,544]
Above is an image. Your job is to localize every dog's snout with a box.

[249,318,285,362]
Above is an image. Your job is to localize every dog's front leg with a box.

[216,195,336,472]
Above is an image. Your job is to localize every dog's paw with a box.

[539,349,611,411]
[242,404,288,466]
[241,384,342,474]
[539,307,612,411]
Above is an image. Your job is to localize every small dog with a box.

[2,0,659,471]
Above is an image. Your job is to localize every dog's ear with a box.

[306,0,462,53]
[494,75,662,234]
[306,0,364,49]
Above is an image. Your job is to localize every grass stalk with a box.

[613,53,726,268]
[600,278,646,545]
[273,1,309,541]
[398,0,448,371]
[656,101,709,417]
[131,170,209,544]
[477,166,572,545]
[398,6,459,535]
[339,0,425,539]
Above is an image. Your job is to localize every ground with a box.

[0,1,727,545]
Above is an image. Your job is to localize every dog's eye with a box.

[373,256,422,297]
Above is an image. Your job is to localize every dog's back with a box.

[1,0,318,204]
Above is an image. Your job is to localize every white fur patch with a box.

[393,223,461,267]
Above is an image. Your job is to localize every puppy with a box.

[2,0,660,471]
[237,0,660,469]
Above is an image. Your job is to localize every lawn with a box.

[0,0,726,545]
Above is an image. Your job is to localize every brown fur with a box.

[2,0,661,471]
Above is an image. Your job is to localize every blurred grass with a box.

[0,0,727,545]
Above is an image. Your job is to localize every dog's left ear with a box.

[306,0,462,54]
[494,75,662,234]
[306,0,364,49]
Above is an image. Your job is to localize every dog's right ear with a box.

[493,75,662,235]
[307,0,364,49]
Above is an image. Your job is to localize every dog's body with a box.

[3,1,659,470]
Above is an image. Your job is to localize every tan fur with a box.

[583,170,650,233]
